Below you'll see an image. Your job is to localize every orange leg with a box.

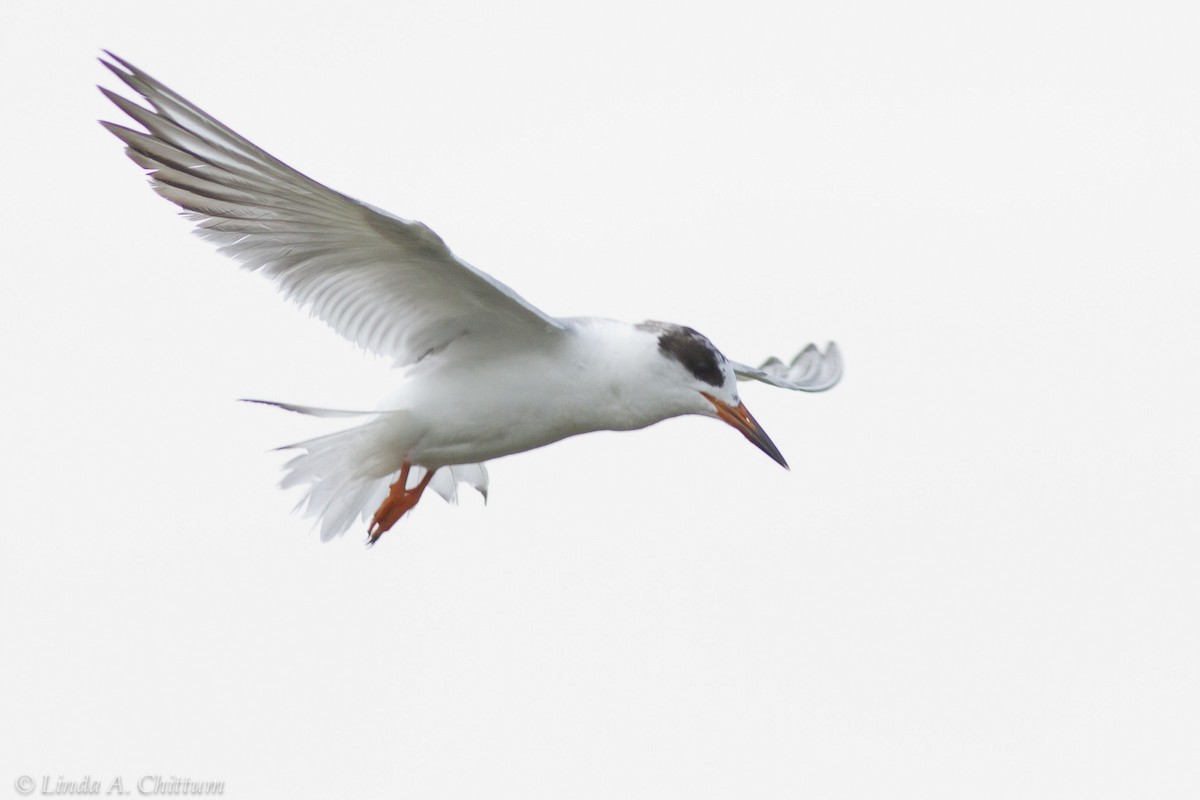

[367,462,435,545]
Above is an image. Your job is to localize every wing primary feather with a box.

[100,52,565,366]
[732,341,843,392]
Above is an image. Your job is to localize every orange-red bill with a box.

[701,393,789,469]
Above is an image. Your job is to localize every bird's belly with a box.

[394,361,644,467]
[414,415,581,466]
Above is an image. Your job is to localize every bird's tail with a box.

[245,400,489,541]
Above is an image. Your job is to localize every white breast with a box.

[381,318,681,467]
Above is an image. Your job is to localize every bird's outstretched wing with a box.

[99,52,565,366]
[731,342,843,392]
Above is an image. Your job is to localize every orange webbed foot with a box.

[367,462,434,545]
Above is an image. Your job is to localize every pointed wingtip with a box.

[99,50,131,72]
[97,51,126,78]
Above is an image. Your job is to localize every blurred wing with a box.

[732,342,843,392]
[99,52,565,365]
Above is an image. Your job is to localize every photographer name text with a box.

[13,775,224,796]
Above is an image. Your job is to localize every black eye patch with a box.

[655,325,724,387]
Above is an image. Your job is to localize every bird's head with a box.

[636,321,788,469]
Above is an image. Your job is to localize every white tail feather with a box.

[429,463,490,506]
[250,402,490,541]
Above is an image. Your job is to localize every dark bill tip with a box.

[701,393,789,469]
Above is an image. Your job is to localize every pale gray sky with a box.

[2,1,1198,798]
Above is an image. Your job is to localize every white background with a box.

[2,2,1197,798]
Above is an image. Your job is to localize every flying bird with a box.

[98,52,843,544]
